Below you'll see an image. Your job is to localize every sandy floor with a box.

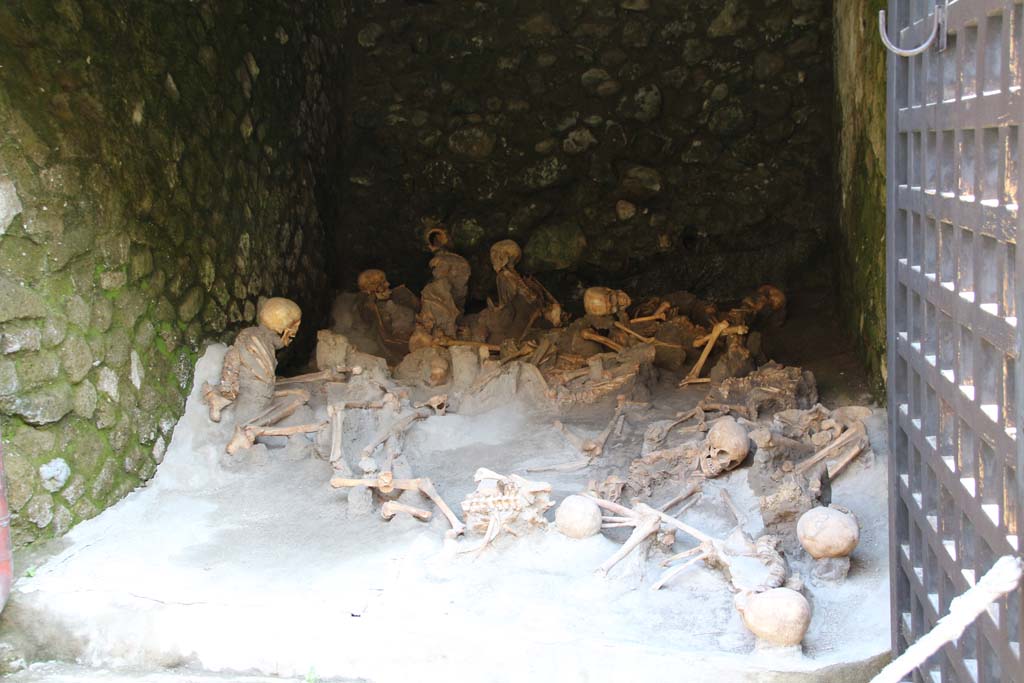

[2,345,891,682]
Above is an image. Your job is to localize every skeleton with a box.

[202,297,302,423]
[476,240,561,344]
[330,471,466,536]
[357,407,432,473]
[530,395,627,473]
[624,415,747,499]
[556,287,634,357]
[747,427,832,537]
[547,344,655,411]
[735,284,787,329]
[460,468,553,552]
[410,251,472,351]
[357,269,419,362]
[199,298,328,454]
[423,227,471,307]
[703,361,818,420]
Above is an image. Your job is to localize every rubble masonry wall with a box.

[0,0,345,545]
[833,0,888,394]
[338,0,836,304]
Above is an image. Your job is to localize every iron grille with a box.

[886,0,1024,680]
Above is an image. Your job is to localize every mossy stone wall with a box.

[834,0,888,395]
[339,0,835,304]
[0,0,345,545]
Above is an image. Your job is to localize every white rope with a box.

[871,555,1023,683]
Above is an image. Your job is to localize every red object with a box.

[0,434,12,613]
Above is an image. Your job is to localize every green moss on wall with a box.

[0,0,346,546]
[834,0,888,397]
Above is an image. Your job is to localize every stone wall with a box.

[339,0,835,305]
[0,1,345,545]
[834,0,887,394]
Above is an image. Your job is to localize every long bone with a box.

[827,442,866,479]
[629,301,671,324]
[693,325,748,348]
[795,422,867,475]
[588,495,712,577]
[227,420,326,455]
[653,527,788,593]
[435,338,500,353]
[658,480,702,513]
[329,474,465,536]
[327,399,390,467]
[328,404,345,467]
[530,396,627,473]
[580,329,624,353]
[275,366,362,387]
[643,408,704,452]
[679,320,730,386]
[359,408,432,461]
[698,400,753,420]
[613,322,683,348]
[381,500,432,522]
[226,389,314,455]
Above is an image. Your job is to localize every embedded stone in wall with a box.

[525,222,587,272]
[448,128,497,159]
[39,458,70,492]
[0,178,22,236]
[619,165,662,199]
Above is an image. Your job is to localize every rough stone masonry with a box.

[0,1,345,545]
[338,0,834,305]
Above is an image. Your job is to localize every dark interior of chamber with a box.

[320,1,867,400]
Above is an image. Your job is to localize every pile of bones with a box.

[201,228,873,651]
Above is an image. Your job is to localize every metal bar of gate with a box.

[885,0,1024,680]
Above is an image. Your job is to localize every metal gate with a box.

[885,0,1023,680]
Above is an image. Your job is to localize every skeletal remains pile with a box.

[201,231,873,651]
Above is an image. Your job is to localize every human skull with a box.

[357,269,391,300]
[735,587,811,647]
[259,297,302,346]
[420,393,448,415]
[797,505,859,559]
[555,495,602,539]
[490,239,522,272]
[427,355,450,387]
[758,284,787,312]
[583,286,632,317]
[700,416,749,477]
[424,224,451,253]
[544,302,564,327]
